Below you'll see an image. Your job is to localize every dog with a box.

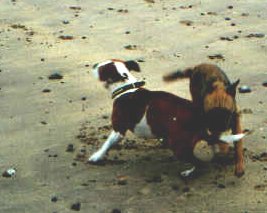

[163,63,245,177]
[88,59,243,177]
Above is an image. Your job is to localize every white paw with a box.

[180,166,196,177]
[88,150,104,162]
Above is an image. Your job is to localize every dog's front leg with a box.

[88,130,123,162]
[233,114,245,177]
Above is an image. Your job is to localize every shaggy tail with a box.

[163,68,193,82]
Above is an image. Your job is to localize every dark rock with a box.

[180,20,193,26]
[41,58,45,62]
[40,121,47,125]
[48,72,63,80]
[241,108,253,114]
[81,96,87,101]
[69,6,82,10]
[262,81,267,87]
[124,44,137,50]
[62,20,70,24]
[111,209,121,213]
[42,89,51,93]
[208,54,225,60]
[58,35,74,40]
[71,202,81,211]
[66,144,75,152]
[225,17,231,21]
[51,196,58,202]
[228,5,233,9]
[238,86,252,93]
[81,36,87,39]
[246,33,265,38]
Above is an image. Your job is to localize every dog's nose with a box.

[92,63,98,69]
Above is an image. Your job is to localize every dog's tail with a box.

[163,68,193,82]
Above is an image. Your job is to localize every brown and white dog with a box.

[163,63,245,177]
[88,59,234,177]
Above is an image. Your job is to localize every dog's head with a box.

[92,59,140,87]
[204,80,240,135]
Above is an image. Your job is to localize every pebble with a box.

[58,35,74,40]
[117,175,128,185]
[111,209,122,213]
[48,72,63,80]
[238,85,252,93]
[262,81,267,87]
[51,196,58,202]
[217,183,226,189]
[66,144,75,152]
[71,202,81,211]
[42,89,51,93]
[2,168,16,178]
[246,33,265,38]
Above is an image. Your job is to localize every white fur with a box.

[92,60,112,80]
[114,61,137,83]
[133,112,155,139]
[180,166,196,177]
[89,131,123,162]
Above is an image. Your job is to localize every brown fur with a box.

[164,63,244,177]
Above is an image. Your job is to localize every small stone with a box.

[40,121,47,125]
[62,20,70,24]
[58,35,74,40]
[241,108,253,114]
[225,17,231,21]
[111,209,121,213]
[238,85,252,93]
[71,202,81,211]
[41,58,45,62]
[66,144,75,152]
[42,89,51,93]
[262,81,267,87]
[48,72,63,80]
[246,33,265,38]
[228,5,233,9]
[180,20,193,26]
[124,44,137,50]
[51,196,58,202]
[81,96,87,101]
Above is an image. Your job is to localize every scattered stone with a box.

[254,184,266,191]
[238,85,252,93]
[40,121,47,125]
[228,5,233,9]
[40,58,45,62]
[107,7,115,10]
[180,20,193,26]
[117,175,128,185]
[125,31,131,34]
[124,44,137,50]
[69,6,81,10]
[241,13,249,17]
[70,202,81,211]
[2,168,16,178]
[51,196,58,202]
[62,20,70,24]
[144,0,155,3]
[262,81,267,87]
[102,115,109,119]
[231,23,236,26]
[111,209,122,213]
[208,54,225,60]
[241,108,253,114]
[225,17,231,21]
[246,33,265,38]
[66,144,75,152]
[207,11,217,15]
[42,89,51,93]
[58,35,74,40]
[81,96,87,101]
[81,36,87,39]
[117,9,128,13]
[48,72,63,80]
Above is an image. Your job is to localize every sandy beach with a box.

[0,0,267,212]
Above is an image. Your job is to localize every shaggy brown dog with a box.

[163,63,244,177]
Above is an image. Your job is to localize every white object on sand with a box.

[180,166,196,177]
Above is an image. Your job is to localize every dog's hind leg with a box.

[88,130,123,162]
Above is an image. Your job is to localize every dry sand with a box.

[0,0,267,212]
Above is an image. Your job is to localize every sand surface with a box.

[0,0,267,212]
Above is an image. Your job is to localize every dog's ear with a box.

[125,60,141,72]
[227,79,240,97]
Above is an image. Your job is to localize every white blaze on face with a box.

[114,61,137,83]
